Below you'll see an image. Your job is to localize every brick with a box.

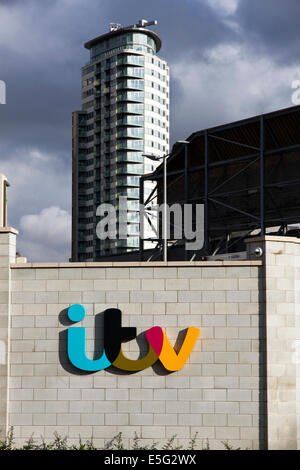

[117,376,141,388]
[142,303,165,314]
[22,401,45,413]
[105,389,129,401]
[191,377,214,388]
[22,280,46,292]
[70,280,94,291]
[202,315,226,327]
[190,279,214,290]
[202,291,226,303]
[227,390,252,401]
[12,269,36,280]
[57,389,81,400]
[36,269,59,280]
[94,401,117,413]
[131,413,153,425]
[215,402,239,414]
[227,315,251,327]
[228,415,252,427]
[82,268,105,279]
[117,401,141,413]
[227,291,251,303]
[202,389,227,401]
[46,401,69,413]
[106,268,130,279]
[81,414,104,425]
[129,268,153,279]
[166,279,189,290]
[165,376,189,388]
[69,401,93,413]
[216,427,240,440]
[166,400,189,413]
[58,268,82,280]
[154,389,177,401]
[215,352,238,364]
[68,426,93,438]
[142,279,164,290]
[106,291,129,303]
[154,291,177,303]
[57,414,81,425]
[46,280,70,291]
[154,414,177,425]
[178,291,201,302]
[33,414,56,425]
[203,414,227,426]
[202,339,226,352]
[214,279,238,290]
[142,426,165,439]
[214,327,238,339]
[225,267,251,278]
[130,291,153,303]
[215,377,239,389]
[36,292,59,304]
[94,376,117,388]
[178,414,202,426]
[239,279,259,290]
[81,292,105,303]
[154,267,177,278]
[12,292,35,304]
[165,304,189,317]
[105,414,129,425]
[34,389,57,401]
[10,389,33,401]
[142,376,165,388]
[10,414,33,425]
[191,402,214,414]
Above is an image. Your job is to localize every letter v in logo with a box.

[67,304,111,371]
[145,326,200,371]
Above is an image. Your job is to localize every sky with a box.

[0,0,300,261]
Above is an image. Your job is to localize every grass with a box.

[0,427,243,450]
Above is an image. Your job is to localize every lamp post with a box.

[143,140,189,261]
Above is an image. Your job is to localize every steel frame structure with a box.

[139,105,300,261]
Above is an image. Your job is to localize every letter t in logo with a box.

[104,308,136,363]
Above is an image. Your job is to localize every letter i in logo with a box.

[67,304,111,371]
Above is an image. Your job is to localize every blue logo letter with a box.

[67,304,111,371]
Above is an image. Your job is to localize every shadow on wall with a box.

[258,269,267,450]
[58,308,189,376]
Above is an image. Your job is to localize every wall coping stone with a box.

[246,235,300,244]
[10,260,263,268]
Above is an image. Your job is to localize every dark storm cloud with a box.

[1,0,298,161]
[98,0,238,60]
[0,0,237,161]
[236,0,300,65]
[0,0,21,4]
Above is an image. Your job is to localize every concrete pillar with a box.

[247,236,300,449]
[0,227,17,438]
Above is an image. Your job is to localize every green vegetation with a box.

[0,428,243,450]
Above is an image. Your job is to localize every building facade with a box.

[1,226,300,450]
[72,20,170,261]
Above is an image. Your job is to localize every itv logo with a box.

[67,304,200,373]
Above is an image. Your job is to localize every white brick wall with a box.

[6,261,263,449]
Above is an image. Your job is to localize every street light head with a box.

[142,153,160,161]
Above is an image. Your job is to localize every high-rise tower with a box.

[72,20,169,261]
